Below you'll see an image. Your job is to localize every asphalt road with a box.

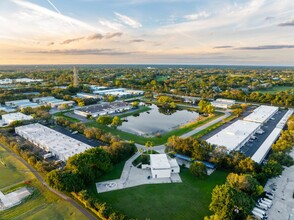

[240,109,287,157]
[0,143,97,220]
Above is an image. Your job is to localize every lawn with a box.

[53,111,80,122]
[0,145,87,220]
[86,112,224,145]
[93,169,228,220]
[0,146,33,189]
[256,86,294,94]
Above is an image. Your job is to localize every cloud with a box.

[26,49,137,56]
[278,20,294,26]
[214,45,233,49]
[87,33,104,40]
[184,11,211,21]
[46,0,61,14]
[114,12,142,28]
[48,42,55,46]
[131,39,145,42]
[61,37,84,44]
[105,32,123,39]
[236,45,294,50]
[99,19,123,30]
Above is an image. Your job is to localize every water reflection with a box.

[118,104,199,137]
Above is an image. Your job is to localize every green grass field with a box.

[0,147,33,189]
[256,86,293,94]
[86,112,224,145]
[0,145,87,220]
[93,169,228,220]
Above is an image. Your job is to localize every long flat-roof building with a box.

[2,112,33,124]
[76,93,102,99]
[150,154,180,178]
[207,120,261,151]
[93,88,144,97]
[251,109,293,164]
[33,96,74,108]
[5,99,41,109]
[74,101,132,117]
[15,123,92,161]
[211,98,236,109]
[243,105,279,124]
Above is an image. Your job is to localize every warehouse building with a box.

[74,101,132,117]
[5,99,41,109]
[207,120,261,152]
[1,112,33,124]
[211,98,236,109]
[93,88,144,97]
[150,154,180,178]
[76,93,102,99]
[251,109,293,164]
[15,123,92,161]
[243,105,279,124]
[33,96,74,108]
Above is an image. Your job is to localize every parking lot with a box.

[51,125,106,147]
[240,109,287,157]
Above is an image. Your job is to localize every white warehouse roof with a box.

[150,154,171,169]
[15,123,92,161]
[243,105,279,124]
[2,112,33,124]
[207,120,261,151]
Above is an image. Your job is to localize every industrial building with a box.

[5,99,41,109]
[207,120,261,151]
[1,112,33,124]
[33,96,74,108]
[0,188,31,211]
[150,154,180,178]
[74,101,132,117]
[93,88,144,97]
[76,92,101,99]
[243,105,279,124]
[15,123,92,161]
[251,109,293,164]
[211,98,236,109]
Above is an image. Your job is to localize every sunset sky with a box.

[0,0,294,65]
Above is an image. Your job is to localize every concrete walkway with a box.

[96,151,181,193]
[180,111,231,138]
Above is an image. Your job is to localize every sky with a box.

[0,0,294,65]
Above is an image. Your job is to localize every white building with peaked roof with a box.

[15,123,92,161]
[243,105,279,124]
[150,154,180,178]
[206,120,261,151]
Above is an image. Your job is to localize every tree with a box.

[198,99,215,114]
[269,152,294,167]
[170,102,177,109]
[111,116,122,128]
[97,115,112,125]
[237,157,256,173]
[190,161,207,177]
[226,173,263,198]
[210,184,254,220]
[232,108,243,117]
[131,101,139,108]
[145,141,153,154]
[261,159,283,178]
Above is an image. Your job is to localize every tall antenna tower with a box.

[73,66,79,87]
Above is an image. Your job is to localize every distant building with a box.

[76,93,101,99]
[73,67,79,87]
[15,123,92,161]
[0,187,31,210]
[0,78,42,85]
[92,88,144,97]
[74,101,132,117]
[1,112,33,124]
[150,154,180,178]
[5,99,41,109]
[33,96,74,108]
[211,98,236,109]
